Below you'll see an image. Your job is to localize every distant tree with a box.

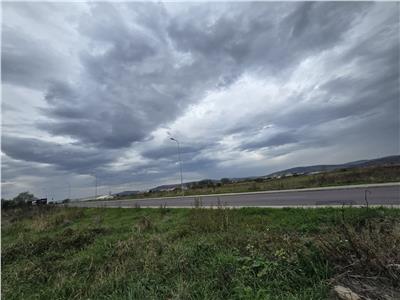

[199,179,214,188]
[190,182,201,189]
[2,192,36,209]
[1,198,11,209]
[221,178,231,184]
[13,192,35,206]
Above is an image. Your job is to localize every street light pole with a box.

[93,173,98,200]
[170,137,184,197]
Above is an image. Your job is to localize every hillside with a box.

[113,155,400,199]
[266,155,400,178]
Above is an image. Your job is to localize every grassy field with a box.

[2,206,400,299]
[115,165,400,200]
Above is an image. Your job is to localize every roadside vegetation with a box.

[115,165,400,200]
[2,205,399,299]
[1,192,37,209]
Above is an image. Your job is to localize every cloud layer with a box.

[2,2,399,199]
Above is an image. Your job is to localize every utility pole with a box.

[93,173,98,200]
[170,137,184,197]
[68,182,71,199]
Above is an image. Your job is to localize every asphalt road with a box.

[68,184,400,208]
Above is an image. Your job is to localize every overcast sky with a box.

[1,2,399,200]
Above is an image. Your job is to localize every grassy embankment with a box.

[116,165,400,200]
[2,206,400,299]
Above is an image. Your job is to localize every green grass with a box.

[115,165,400,200]
[2,206,400,299]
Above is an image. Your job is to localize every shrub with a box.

[318,215,400,299]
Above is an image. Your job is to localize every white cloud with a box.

[1,2,398,199]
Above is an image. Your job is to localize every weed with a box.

[187,207,233,233]
[135,216,153,233]
[2,227,107,264]
[2,206,399,299]
[159,203,169,217]
[318,216,400,299]
[92,215,103,226]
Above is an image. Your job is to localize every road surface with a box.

[68,183,400,208]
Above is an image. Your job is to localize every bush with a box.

[318,215,400,299]
[221,178,231,184]
[2,192,36,209]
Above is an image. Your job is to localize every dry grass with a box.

[135,216,154,233]
[319,211,400,299]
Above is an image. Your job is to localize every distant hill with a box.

[149,184,181,192]
[150,180,219,192]
[265,155,400,178]
[145,155,399,192]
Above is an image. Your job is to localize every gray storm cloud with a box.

[1,2,399,199]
